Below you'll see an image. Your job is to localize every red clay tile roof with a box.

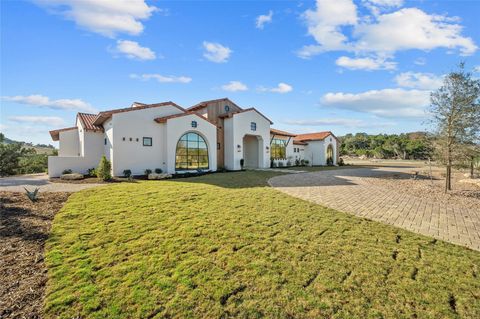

[154,112,217,126]
[218,107,273,124]
[49,127,77,141]
[270,128,296,137]
[187,98,242,111]
[293,140,308,145]
[77,113,104,132]
[294,131,338,142]
[93,101,185,125]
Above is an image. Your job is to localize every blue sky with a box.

[1,0,479,145]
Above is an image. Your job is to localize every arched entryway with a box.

[175,132,209,170]
[243,135,260,168]
[326,144,334,165]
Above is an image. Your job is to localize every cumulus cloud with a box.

[256,10,273,29]
[321,88,430,118]
[394,72,443,90]
[299,0,357,58]
[221,81,248,92]
[202,41,232,63]
[115,40,156,60]
[2,94,96,113]
[129,73,192,83]
[298,1,477,62]
[336,56,396,70]
[8,116,66,126]
[34,0,157,37]
[259,83,293,94]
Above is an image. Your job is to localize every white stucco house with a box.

[48,98,339,177]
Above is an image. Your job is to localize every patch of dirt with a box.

[0,191,69,318]
[360,171,480,210]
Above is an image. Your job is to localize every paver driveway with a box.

[269,166,480,251]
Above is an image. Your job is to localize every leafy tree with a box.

[0,138,27,176]
[430,63,480,191]
[96,155,112,181]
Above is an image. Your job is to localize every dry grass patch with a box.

[44,171,479,318]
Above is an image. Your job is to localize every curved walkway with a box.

[269,167,480,251]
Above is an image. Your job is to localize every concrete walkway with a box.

[0,174,103,192]
[269,167,480,251]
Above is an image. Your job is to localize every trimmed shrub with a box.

[338,158,345,166]
[240,159,244,169]
[278,162,284,167]
[295,159,300,166]
[123,169,132,178]
[144,169,152,175]
[154,168,162,174]
[87,168,96,177]
[62,169,72,174]
[96,156,112,181]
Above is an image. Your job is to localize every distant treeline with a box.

[339,132,433,160]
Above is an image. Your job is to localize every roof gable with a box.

[219,107,273,124]
[77,113,104,132]
[154,112,217,127]
[294,131,338,142]
[93,101,185,125]
[187,97,242,111]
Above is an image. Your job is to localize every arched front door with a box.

[175,132,209,170]
[326,144,334,165]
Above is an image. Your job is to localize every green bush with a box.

[338,158,345,166]
[62,169,72,174]
[144,169,152,175]
[96,156,112,181]
[123,169,132,178]
[87,168,96,177]
[154,168,162,174]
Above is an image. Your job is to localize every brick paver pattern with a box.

[269,167,480,251]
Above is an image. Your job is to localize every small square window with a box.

[129,137,132,141]
[104,138,107,145]
[191,121,198,128]
[136,138,139,142]
[217,143,221,150]
[250,122,256,131]
[122,137,125,141]
[143,137,152,146]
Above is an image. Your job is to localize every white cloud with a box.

[473,65,480,73]
[115,40,156,60]
[300,0,357,57]
[221,81,248,92]
[284,118,395,128]
[202,41,232,63]
[259,83,293,94]
[130,73,192,83]
[8,116,66,126]
[394,72,443,90]
[363,0,404,16]
[321,88,430,118]
[299,1,477,61]
[34,0,157,37]
[256,10,273,29]
[2,94,96,113]
[354,8,477,56]
[336,56,396,70]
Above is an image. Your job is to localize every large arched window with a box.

[326,144,334,165]
[175,132,209,170]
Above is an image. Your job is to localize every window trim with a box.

[143,137,153,147]
[250,122,257,131]
[175,132,209,171]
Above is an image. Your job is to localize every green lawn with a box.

[45,171,480,318]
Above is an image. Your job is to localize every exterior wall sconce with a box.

[237,144,241,152]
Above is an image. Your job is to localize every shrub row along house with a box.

[48,98,339,177]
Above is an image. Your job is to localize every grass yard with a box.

[44,171,480,318]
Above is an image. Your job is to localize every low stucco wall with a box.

[48,156,101,177]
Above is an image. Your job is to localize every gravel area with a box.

[0,173,104,192]
[0,191,70,318]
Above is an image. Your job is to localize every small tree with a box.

[0,134,27,176]
[430,63,480,191]
[96,156,112,181]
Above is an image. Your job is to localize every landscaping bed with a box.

[0,191,69,318]
[43,171,480,318]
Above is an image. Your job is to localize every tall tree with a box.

[430,63,480,191]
